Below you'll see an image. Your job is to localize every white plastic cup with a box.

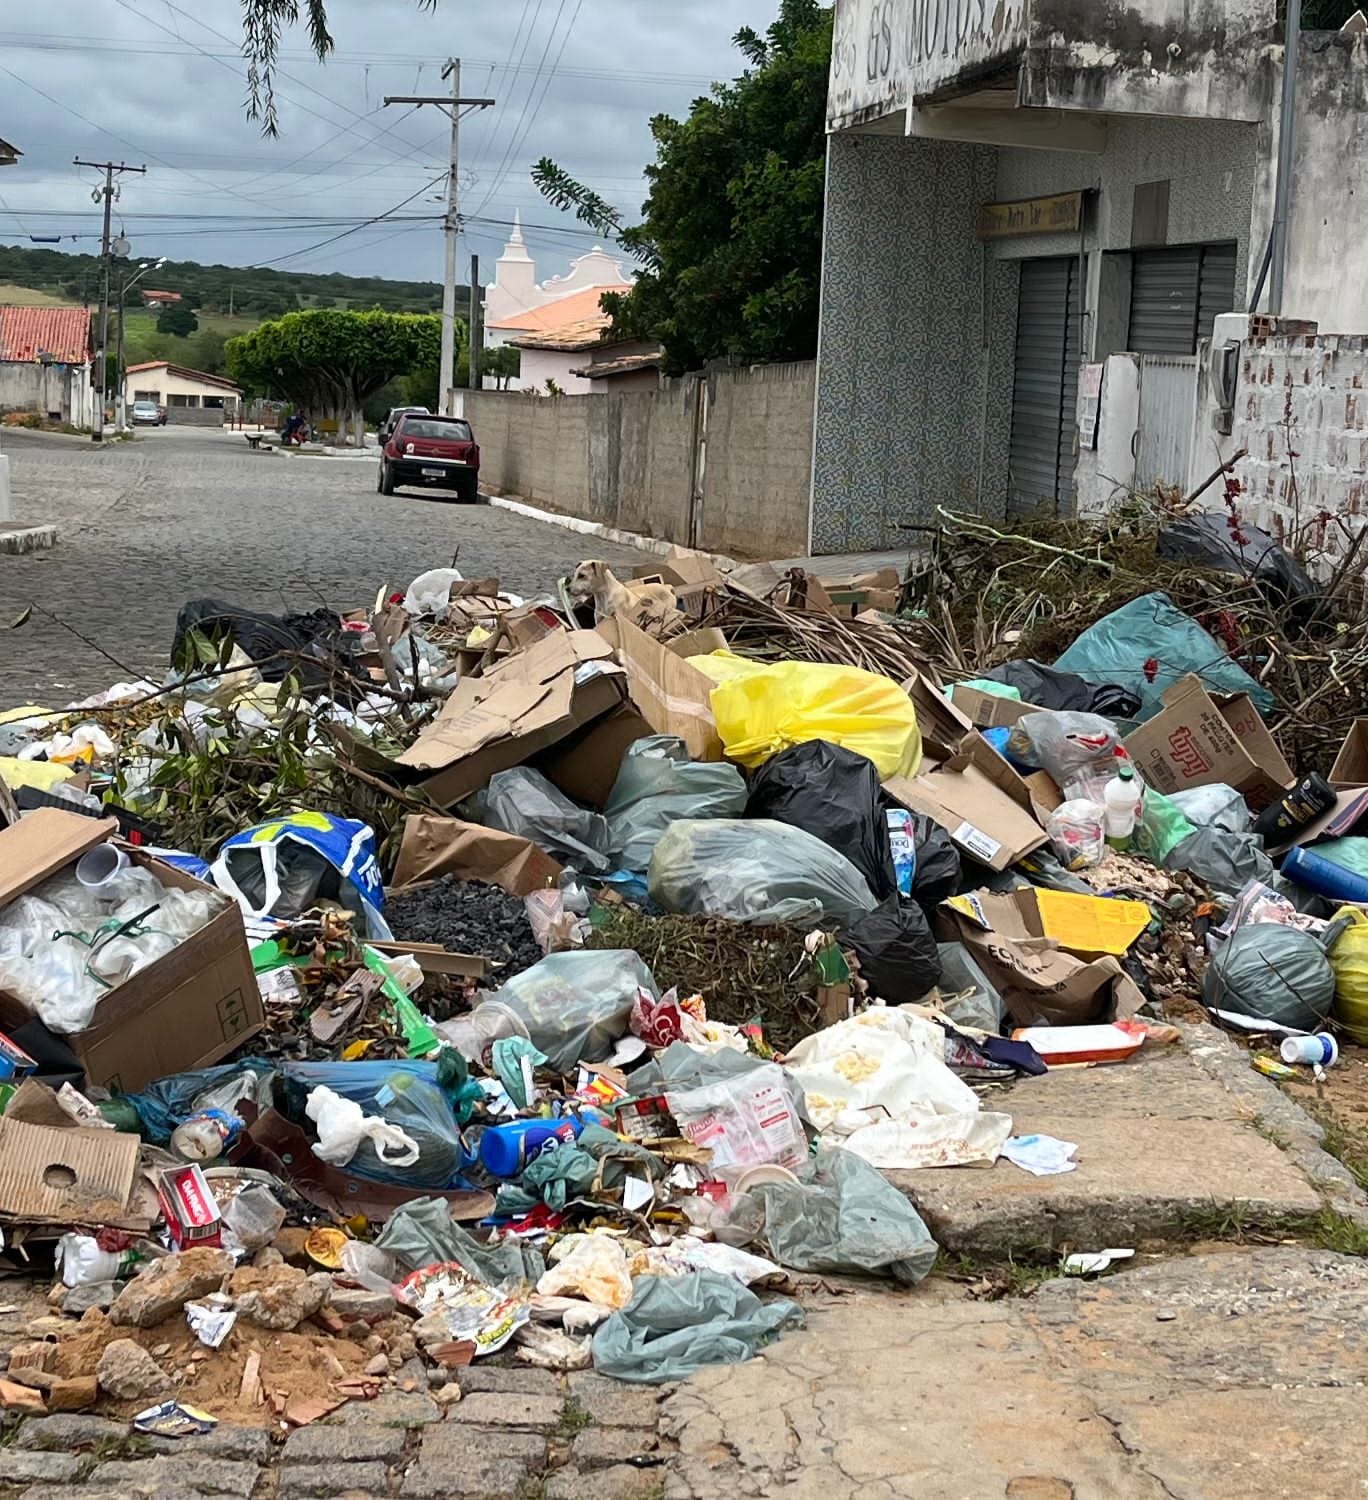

[75,843,130,890]
[1280,1032,1339,1067]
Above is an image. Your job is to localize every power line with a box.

[248,173,448,269]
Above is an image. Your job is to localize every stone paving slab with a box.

[891,1046,1327,1256]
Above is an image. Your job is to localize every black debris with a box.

[385,876,543,978]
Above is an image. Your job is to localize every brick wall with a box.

[1232,333,1368,556]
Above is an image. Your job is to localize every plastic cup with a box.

[75,843,130,890]
[1279,1032,1339,1067]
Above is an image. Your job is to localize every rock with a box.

[8,1368,60,1393]
[24,1316,70,1339]
[9,1341,57,1373]
[363,1334,387,1356]
[109,1248,234,1329]
[253,1247,285,1269]
[432,1382,462,1406]
[344,1321,372,1341]
[96,1339,173,1401]
[46,1375,99,1412]
[271,1227,314,1264]
[328,1286,396,1323]
[364,1353,389,1377]
[229,1265,330,1331]
[387,1333,418,1363]
[61,1280,120,1317]
[0,1376,46,1413]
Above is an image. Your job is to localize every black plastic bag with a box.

[904,810,961,906]
[746,741,897,903]
[172,598,354,685]
[1157,513,1316,622]
[840,899,941,1002]
[983,660,1141,721]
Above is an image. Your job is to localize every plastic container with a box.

[1103,762,1141,850]
[1011,1023,1145,1066]
[478,1115,585,1178]
[1279,1032,1339,1067]
[170,1109,243,1162]
[75,842,130,889]
[1283,846,1368,905]
[1253,772,1337,844]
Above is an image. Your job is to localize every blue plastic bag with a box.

[211,813,390,937]
[1054,593,1275,721]
[124,1059,276,1144]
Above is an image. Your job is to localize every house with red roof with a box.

[0,305,93,425]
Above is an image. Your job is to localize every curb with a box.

[483,491,733,566]
[0,525,58,555]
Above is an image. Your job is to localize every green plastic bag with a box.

[1133,788,1197,864]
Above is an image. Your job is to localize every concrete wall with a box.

[467,360,814,557]
[0,361,83,422]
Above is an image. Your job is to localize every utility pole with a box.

[468,254,480,390]
[383,64,493,416]
[73,158,146,441]
[1268,0,1301,315]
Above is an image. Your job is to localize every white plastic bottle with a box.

[1103,761,1140,850]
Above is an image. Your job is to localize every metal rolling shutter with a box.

[1008,257,1079,517]
[1130,243,1238,355]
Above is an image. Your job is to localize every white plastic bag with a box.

[665,1061,807,1170]
[537,1235,634,1309]
[304,1085,420,1169]
[403,566,465,616]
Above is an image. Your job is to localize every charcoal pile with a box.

[386,875,543,976]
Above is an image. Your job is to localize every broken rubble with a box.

[96,1339,173,1401]
[228,1265,331,1331]
[109,1249,235,1329]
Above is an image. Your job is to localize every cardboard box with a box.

[391,814,563,896]
[0,809,263,1093]
[1331,721,1368,789]
[885,733,1048,872]
[670,627,729,660]
[157,1164,223,1248]
[937,889,1145,1026]
[949,684,1046,730]
[596,615,722,762]
[631,546,722,597]
[1123,674,1294,810]
[901,672,975,763]
[396,630,631,808]
[534,701,652,808]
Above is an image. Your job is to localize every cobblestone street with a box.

[0,427,652,708]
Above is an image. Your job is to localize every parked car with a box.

[131,400,162,426]
[378,404,429,445]
[377,414,480,502]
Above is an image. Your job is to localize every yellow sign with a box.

[976,191,1084,241]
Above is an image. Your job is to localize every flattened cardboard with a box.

[900,672,974,763]
[1123,674,1293,810]
[949,685,1046,729]
[0,813,263,1093]
[596,615,722,762]
[631,546,722,596]
[937,890,1145,1026]
[369,941,487,982]
[390,814,563,896]
[885,733,1048,872]
[0,1114,140,1227]
[397,630,629,807]
[670,627,728,660]
[535,701,652,808]
[1331,721,1368,789]
[0,809,118,908]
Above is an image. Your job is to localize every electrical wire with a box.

[247,172,447,268]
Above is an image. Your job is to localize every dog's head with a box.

[568,559,609,598]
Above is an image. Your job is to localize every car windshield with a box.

[135,402,156,410]
[401,419,472,440]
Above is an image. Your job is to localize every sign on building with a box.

[976,191,1085,240]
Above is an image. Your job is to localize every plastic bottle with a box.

[169,1109,243,1162]
[1103,760,1141,850]
[1282,846,1368,905]
[1252,772,1337,844]
[479,1115,586,1178]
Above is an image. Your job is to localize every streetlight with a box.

[114,256,166,433]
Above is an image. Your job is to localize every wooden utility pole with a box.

[383,65,493,415]
[73,158,145,441]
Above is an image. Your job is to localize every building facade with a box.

[0,306,92,425]
[124,361,241,424]
[812,0,1368,552]
[483,214,634,349]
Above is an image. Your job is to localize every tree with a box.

[484,343,521,391]
[226,308,441,446]
[156,303,199,337]
[533,0,831,374]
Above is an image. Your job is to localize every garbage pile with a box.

[1,522,1368,1427]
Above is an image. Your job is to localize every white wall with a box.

[516,348,594,396]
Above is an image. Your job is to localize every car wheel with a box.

[456,475,479,504]
[378,462,396,496]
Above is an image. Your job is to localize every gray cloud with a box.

[0,0,779,284]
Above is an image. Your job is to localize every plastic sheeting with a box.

[648,819,879,928]
[736,1147,939,1285]
[983,659,1141,720]
[484,768,612,874]
[745,740,898,903]
[375,1195,544,1283]
[590,1269,803,1384]
[489,950,656,1073]
[603,736,746,874]
[1054,592,1276,720]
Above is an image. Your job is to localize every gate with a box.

[1134,354,1198,493]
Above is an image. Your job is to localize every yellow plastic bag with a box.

[687,653,922,779]
[0,756,73,792]
[1330,907,1368,1044]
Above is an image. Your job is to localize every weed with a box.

[1302,1102,1368,1194]
[1306,1207,1368,1257]
[89,1434,156,1464]
[555,1396,591,1440]
[1251,1115,1291,1152]
[938,1251,1059,1298]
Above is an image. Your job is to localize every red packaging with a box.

[615,1095,674,1143]
[157,1165,223,1248]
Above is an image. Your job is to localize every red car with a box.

[377,413,481,503]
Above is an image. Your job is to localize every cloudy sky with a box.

[0,0,780,286]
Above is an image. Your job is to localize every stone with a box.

[277,1463,390,1498]
[546,1466,664,1500]
[417,1423,545,1465]
[0,1377,47,1413]
[96,1338,173,1401]
[24,1316,70,1340]
[364,1353,389,1377]
[61,1281,120,1317]
[2,1451,83,1485]
[109,1249,235,1329]
[46,1375,99,1412]
[453,1391,559,1432]
[283,1426,406,1465]
[324,1391,441,1427]
[14,1413,126,1449]
[327,1287,396,1322]
[169,1429,273,1463]
[573,1427,659,1469]
[252,1247,285,1269]
[9,1341,57,1373]
[363,1334,387,1356]
[228,1265,329,1332]
[454,1365,560,1396]
[88,1457,259,1498]
[386,1333,418,1363]
[566,1376,660,1429]
[400,1459,527,1500]
[8,1368,60,1393]
[432,1382,462,1406]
